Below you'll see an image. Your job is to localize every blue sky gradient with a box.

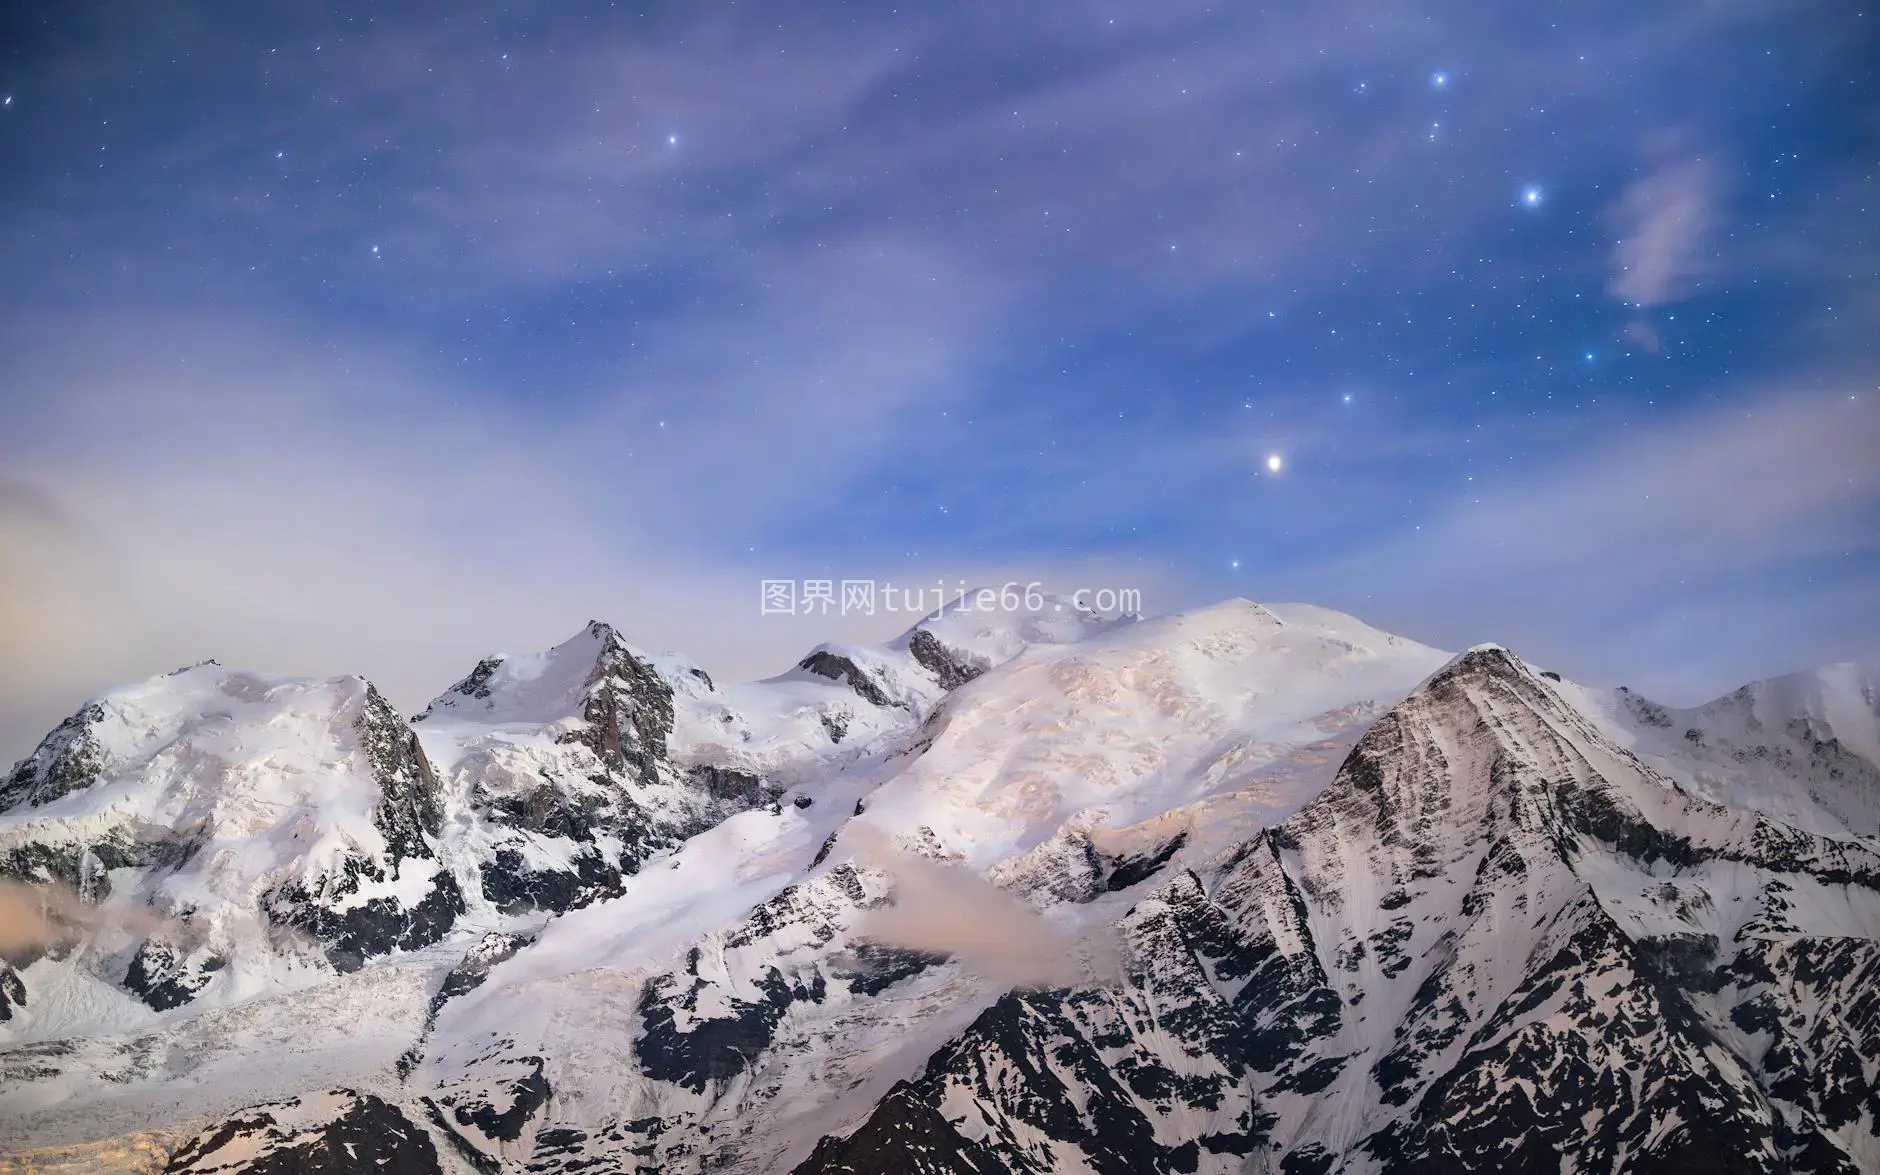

[1,0,1875,758]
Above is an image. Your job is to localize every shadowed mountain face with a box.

[3,604,1876,1174]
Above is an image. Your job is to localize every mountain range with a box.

[2,596,1877,1174]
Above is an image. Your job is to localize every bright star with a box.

[1522,186,1544,207]
[1342,393,1353,404]
[1230,559,1240,571]
[1265,453,1284,474]
[667,134,678,146]
[1431,71,1449,89]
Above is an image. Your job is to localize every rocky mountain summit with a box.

[2,599,1876,1174]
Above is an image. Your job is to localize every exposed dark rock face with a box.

[445,622,782,916]
[794,984,1240,1175]
[794,1084,1009,1175]
[799,651,899,709]
[431,932,534,1017]
[0,959,25,1020]
[3,677,462,1003]
[1102,830,1188,891]
[0,703,109,811]
[838,942,951,997]
[447,1057,552,1142]
[421,656,505,712]
[248,685,463,973]
[1618,685,1676,728]
[907,628,988,691]
[480,845,627,916]
[690,764,767,805]
[561,621,676,788]
[162,1090,444,1175]
[638,948,828,1093]
[123,938,224,1011]
[264,863,465,974]
[360,682,447,860]
[426,1053,560,1166]
[990,827,1190,904]
[0,821,203,900]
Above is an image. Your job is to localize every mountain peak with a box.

[417,620,655,724]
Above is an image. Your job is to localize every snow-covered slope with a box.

[407,601,1127,917]
[1590,662,1880,840]
[3,603,1877,1174]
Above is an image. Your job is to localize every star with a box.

[1265,453,1284,474]
[667,134,678,146]
[1431,71,1450,89]
[1521,185,1544,207]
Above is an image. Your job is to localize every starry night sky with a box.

[0,1,1876,757]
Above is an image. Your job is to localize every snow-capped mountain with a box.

[0,663,459,1011]
[2,598,1876,1174]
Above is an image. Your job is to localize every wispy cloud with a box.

[1607,155,1723,350]
[850,827,1123,989]
[1609,157,1721,309]
[0,879,176,956]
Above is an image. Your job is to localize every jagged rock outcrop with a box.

[415,621,786,915]
[163,1090,445,1174]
